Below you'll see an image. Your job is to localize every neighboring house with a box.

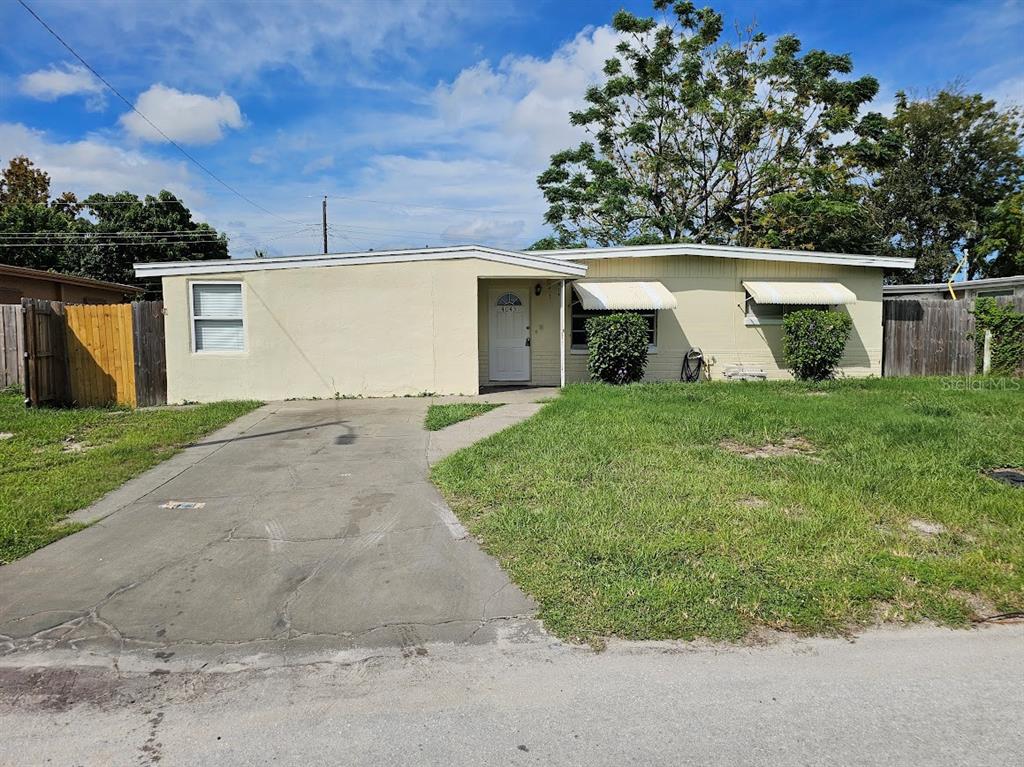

[883,275,1024,303]
[134,243,915,402]
[0,263,143,305]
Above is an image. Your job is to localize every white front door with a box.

[488,287,530,382]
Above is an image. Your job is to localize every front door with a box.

[488,287,530,382]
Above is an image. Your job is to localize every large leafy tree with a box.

[0,157,80,272]
[867,91,1024,282]
[0,155,228,295]
[74,191,228,289]
[536,0,880,249]
[977,192,1024,278]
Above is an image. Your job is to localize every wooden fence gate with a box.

[0,304,25,390]
[65,303,137,406]
[22,298,166,407]
[22,299,70,406]
[882,295,1024,377]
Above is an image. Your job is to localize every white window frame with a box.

[189,280,247,354]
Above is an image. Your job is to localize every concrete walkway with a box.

[0,396,549,668]
[427,402,544,465]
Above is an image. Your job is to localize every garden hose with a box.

[681,347,704,382]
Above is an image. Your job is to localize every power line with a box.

[16,0,302,227]
[0,230,232,238]
[0,240,227,249]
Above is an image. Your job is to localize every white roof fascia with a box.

[883,274,1024,294]
[135,245,587,279]
[533,243,916,270]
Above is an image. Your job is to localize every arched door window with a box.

[496,292,523,307]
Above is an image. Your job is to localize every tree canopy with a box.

[0,156,228,295]
[534,0,1024,282]
[868,91,1024,281]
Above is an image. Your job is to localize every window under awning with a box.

[742,281,857,305]
[572,281,678,311]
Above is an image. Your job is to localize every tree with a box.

[536,0,880,249]
[0,156,51,206]
[975,191,1024,279]
[0,156,79,272]
[0,156,229,296]
[868,90,1024,282]
[73,191,228,289]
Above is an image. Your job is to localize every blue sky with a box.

[1,0,1022,257]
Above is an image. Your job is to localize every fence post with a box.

[982,329,993,376]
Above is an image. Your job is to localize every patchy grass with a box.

[425,402,503,431]
[432,378,1024,642]
[0,390,260,564]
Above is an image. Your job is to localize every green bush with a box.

[971,297,1024,376]
[782,309,853,381]
[586,313,649,384]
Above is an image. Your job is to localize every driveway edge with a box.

[69,403,281,526]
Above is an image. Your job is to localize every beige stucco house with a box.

[134,243,915,402]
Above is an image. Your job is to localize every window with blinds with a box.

[191,282,245,352]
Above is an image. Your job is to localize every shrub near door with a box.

[586,313,650,384]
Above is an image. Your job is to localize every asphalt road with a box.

[1,623,1022,766]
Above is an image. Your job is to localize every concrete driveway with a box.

[0,398,541,667]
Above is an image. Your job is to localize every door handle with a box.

[525,337,531,347]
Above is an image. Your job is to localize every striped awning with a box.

[742,281,857,305]
[572,281,678,311]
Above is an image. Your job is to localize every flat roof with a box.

[0,262,143,294]
[884,275,1024,294]
[135,241,915,279]
[536,242,916,270]
[135,245,587,278]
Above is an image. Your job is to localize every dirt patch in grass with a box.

[60,437,95,454]
[719,436,820,460]
[950,589,998,620]
[736,495,767,509]
[909,518,947,537]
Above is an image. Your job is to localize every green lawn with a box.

[0,390,260,564]
[425,402,503,431]
[432,378,1024,642]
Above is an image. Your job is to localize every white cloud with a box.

[428,25,621,164]
[442,218,526,242]
[19,63,106,110]
[120,85,244,145]
[0,122,203,206]
[285,25,622,251]
[9,1,500,89]
[990,75,1024,107]
[302,154,334,174]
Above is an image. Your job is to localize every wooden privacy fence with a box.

[883,295,1024,377]
[22,298,166,407]
[0,304,25,389]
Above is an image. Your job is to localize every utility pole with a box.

[322,195,328,254]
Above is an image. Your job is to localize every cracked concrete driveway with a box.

[0,399,538,666]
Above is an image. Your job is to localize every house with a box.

[134,243,915,402]
[883,275,1024,303]
[0,263,143,305]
